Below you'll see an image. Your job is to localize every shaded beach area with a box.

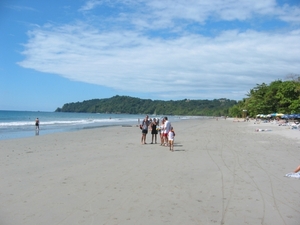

[0,118,299,224]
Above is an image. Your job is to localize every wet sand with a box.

[0,118,299,225]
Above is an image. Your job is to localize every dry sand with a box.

[0,118,300,225]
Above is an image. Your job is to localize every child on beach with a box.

[168,127,175,151]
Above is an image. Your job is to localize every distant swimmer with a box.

[35,118,39,130]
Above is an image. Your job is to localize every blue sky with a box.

[1,0,299,111]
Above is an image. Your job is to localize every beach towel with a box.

[285,172,300,179]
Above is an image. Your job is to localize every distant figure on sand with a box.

[168,127,175,151]
[151,118,158,144]
[141,115,150,144]
[163,117,171,146]
[159,118,165,146]
[35,118,39,130]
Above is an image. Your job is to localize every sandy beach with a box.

[0,118,300,225]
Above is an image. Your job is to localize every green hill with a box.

[55,95,237,116]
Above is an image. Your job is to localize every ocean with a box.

[0,110,198,140]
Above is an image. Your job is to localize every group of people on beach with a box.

[139,115,175,151]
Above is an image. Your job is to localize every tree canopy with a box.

[229,78,300,117]
[55,95,237,116]
[55,76,300,117]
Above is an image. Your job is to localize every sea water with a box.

[0,110,197,140]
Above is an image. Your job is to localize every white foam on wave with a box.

[0,117,138,128]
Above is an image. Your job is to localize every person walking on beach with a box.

[150,118,158,144]
[141,115,150,144]
[168,127,175,151]
[35,118,39,130]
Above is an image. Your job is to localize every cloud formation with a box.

[18,0,300,100]
[78,0,102,12]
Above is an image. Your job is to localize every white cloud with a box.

[78,0,102,12]
[87,0,295,29]
[18,0,300,100]
[7,5,36,12]
[278,4,300,23]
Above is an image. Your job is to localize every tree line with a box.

[55,95,237,116]
[229,75,300,118]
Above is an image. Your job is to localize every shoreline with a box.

[0,122,140,141]
[1,118,299,224]
[0,114,205,141]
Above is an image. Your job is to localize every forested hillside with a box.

[229,78,300,117]
[55,95,237,116]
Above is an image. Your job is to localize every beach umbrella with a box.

[270,113,283,117]
[281,114,288,119]
[288,114,296,119]
[266,114,272,118]
[295,114,300,119]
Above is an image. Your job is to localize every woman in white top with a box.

[163,117,171,146]
[159,118,165,146]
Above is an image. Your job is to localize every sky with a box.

[0,0,300,111]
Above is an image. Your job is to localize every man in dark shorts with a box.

[141,115,150,144]
[35,118,39,130]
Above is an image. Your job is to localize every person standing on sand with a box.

[168,127,175,151]
[35,118,39,130]
[150,118,158,144]
[163,116,171,146]
[159,118,165,146]
[141,115,150,144]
